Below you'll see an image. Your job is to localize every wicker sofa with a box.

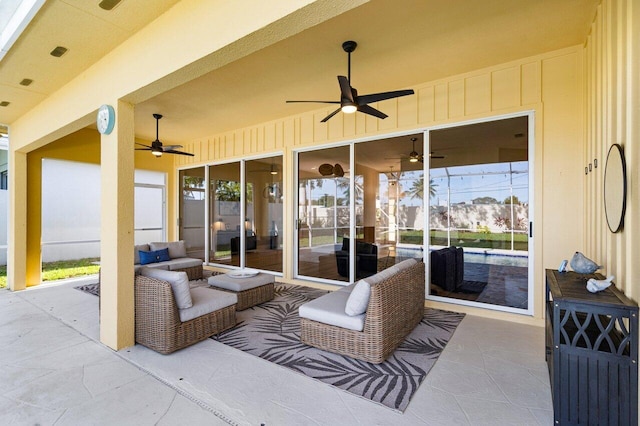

[299,259,425,364]
[134,267,237,354]
[134,241,203,280]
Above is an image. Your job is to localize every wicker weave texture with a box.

[174,265,203,281]
[300,261,425,364]
[134,275,236,354]
[213,283,275,311]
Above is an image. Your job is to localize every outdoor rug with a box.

[212,283,465,412]
[75,282,100,296]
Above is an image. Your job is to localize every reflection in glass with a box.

[209,163,241,267]
[297,146,350,282]
[245,156,283,273]
[428,116,530,310]
[179,167,206,260]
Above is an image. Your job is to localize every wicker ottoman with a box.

[208,272,275,310]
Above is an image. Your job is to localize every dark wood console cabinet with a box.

[546,269,638,425]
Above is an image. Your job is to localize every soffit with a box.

[0,0,598,141]
[0,0,181,124]
[136,0,597,144]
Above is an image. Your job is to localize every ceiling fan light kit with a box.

[136,113,194,157]
[287,40,415,122]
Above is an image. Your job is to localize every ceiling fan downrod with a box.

[342,40,357,83]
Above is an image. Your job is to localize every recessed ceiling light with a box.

[0,101,10,107]
[20,78,33,86]
[99,0,123,11]
[50,46,68,57]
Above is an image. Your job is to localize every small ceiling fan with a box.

[136,114,193,157]
[318,163,345,177]
[386,137,445,163]
[286,41,415,122]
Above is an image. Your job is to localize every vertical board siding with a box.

[491,67,520,110]
[584,0,633,297]
[464,74,491,115]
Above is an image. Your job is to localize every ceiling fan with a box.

[136,114,193,157]
[386,137,445,163]
[286,41,415,122]
[318,163,345,177]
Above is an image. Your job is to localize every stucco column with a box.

[8,149,27,291]
[99,100,135,350]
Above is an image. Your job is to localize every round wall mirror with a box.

[603,143,627,233]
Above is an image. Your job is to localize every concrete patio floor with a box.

[0,276,553,425]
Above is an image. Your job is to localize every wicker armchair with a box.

[134,275,236,354]
[300,261,425,364]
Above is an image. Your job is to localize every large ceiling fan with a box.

[136,114,193,157]
[286,41,415,122]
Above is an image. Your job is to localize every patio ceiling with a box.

[0,0,598,146]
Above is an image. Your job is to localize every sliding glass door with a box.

[207,156,283,273]
[427,114,532,312]
[297,146,350,282]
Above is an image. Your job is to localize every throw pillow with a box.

[345,280,371,316]
[139,267,193,309]
[139,248,171,265]
[138,250,155,265]
[149,241,187,259]
[134,244,150,264]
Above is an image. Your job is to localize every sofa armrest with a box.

[135,275,181,329]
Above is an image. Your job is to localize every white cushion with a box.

[345,280,370,316]
[139,267,192,309]
[299,290,365,332]
[208,272,274,292]
[179,287,237,322]
[149,241,187,259]
[167,258,203,271]
[134,244,150,265]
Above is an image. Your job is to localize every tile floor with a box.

[0,276,553,425]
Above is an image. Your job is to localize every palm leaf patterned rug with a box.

[212,283,465,412]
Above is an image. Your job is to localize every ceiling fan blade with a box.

[321,107,342,122]
[357,89,415,106]
[357,104,388,120]
[164,149,194,156]
[286,100,340,104]
[163,145,183,150]
[135,147,152,151]
[337,76,354,102]
[136,142,152,148]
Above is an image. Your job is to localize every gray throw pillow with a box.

[149,241,187,259]
[139,267,192,309]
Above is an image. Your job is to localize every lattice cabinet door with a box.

[546,270,638,426]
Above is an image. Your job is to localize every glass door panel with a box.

[428,115,531,311]
[245,156,283,273]
[178,167,205,260]
[355,136,425,276]
[297,146,349,282]
[209,162,241,267]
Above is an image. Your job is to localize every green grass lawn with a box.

[0,258,100,289]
